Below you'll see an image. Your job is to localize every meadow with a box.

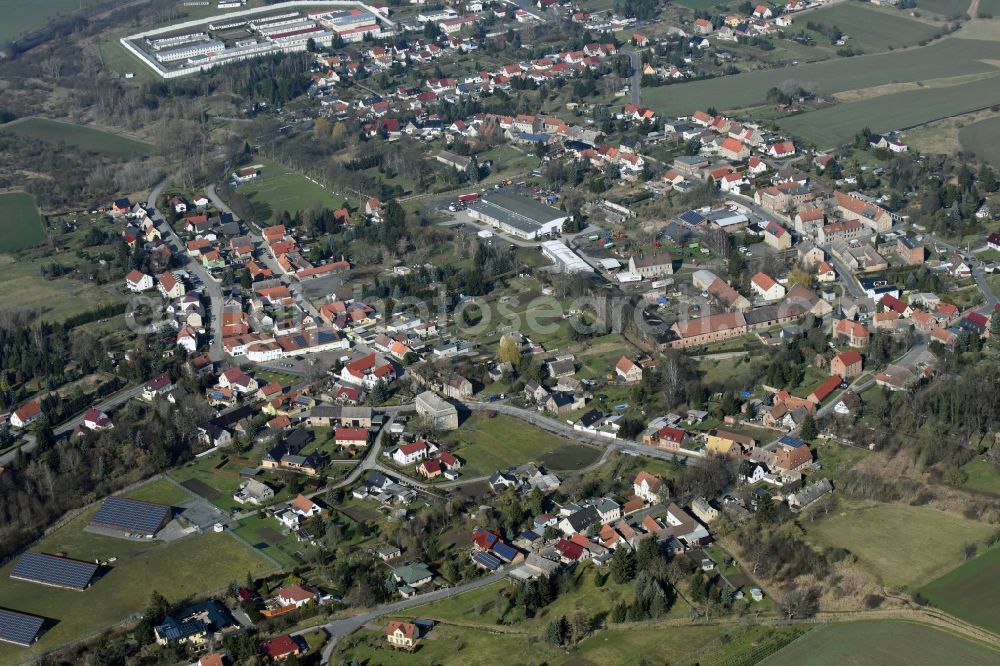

[0,192,45,252]
[0,118,153,158]
[778,74,1000,147]
[804,501,996,588]
[643,38,1000,116]
[916,0,974,15]
[437,413,602,477]
[759,621,999,666]
[958,114,1000,168]
[920,546,1000,634]
[0,507,272,664]
[233,160,341,222]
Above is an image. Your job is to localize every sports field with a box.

[778,73,1000,147]
[760,621,999,666]
[804,501,996,588]
[233,160,341,222]
[643,38,1000,116]
[436,412,602,477]
[920,546,1000,634]
[959,114,1000,167]
[0,118,153,159]
[0,192,45,252]
[0,506,273,664]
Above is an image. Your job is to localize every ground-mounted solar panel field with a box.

[9,553,98,591]
[89,497,172,536]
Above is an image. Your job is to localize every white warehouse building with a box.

[466,191,569,240]
[541,240,593,273]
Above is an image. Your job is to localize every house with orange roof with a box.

[831,350,863,378]
[816,260,836,282]
[615,356,643,383]
[834,319,870,347]
[719,137,749,160]
[633,471,666,503]
[834,191,894,233]
[750,272,785,300]
[386,620,419,650]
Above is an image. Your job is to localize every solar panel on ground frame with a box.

[90,496,171,535]
[0,608,45,647]
[10,553,99,590]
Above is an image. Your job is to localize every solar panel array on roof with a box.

[10,553,98,590]
[90,497,171,535]
[0,608,45,647]
[471,551,502,571]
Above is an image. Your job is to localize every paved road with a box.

[315,568,509,664]
[625,49,641,106]
[148,177,226,362]
[0,384,146,466]
[825,252,866,300]
[922,232,999,312]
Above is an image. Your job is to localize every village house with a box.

[830,350,863,378]
[615,356,643,383]
[10,400,44,429]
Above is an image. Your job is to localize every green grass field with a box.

[0,0,104,41]
[232,514,302,569]
[759,621,1000,666]
[124,477,195,506]
[0,508,272,664]
[169,453,247,513]
[644,38,1000,116]
[438,413,602,477]
[0,192,45,252]
[233,160,341,222]
[917,0,973,16]
[779,73,1000,147]
[801,3,940,51]
[960,457,1000,496]
[673,0,730,9]
[336,625,566,665]
[0,118,153,158]
[804,502,996,588]
[959,114,1000,167]
[920,546,1000,634]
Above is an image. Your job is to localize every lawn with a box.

[574,623,732,664]
[804,501,996,588]
[0,509,272,664]
[439,413,602,477]
[959,114,1000,168]
[232,160,341,222]
[124,477,194,506]
[643,37,1000,116]
[0,192,45,252]
[0,0,105,41]
[673,0,731,8]
[960,457,1000,496]
[232,514,302,570]
[169,452,255,513]
[759,620,1000,666]
[920,545,1000,634]
[779,72,1000,147]
[1,118,153,159]
[811,439,870,482]
[335,625,564,665]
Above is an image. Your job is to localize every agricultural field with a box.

[0,118,153,159]
[958,114,1000,167]
[0,0,105,41]
[804,501,996,588]
[799,3,940,52]
[437,413,602,477]
[916,0,974,16]
[759,620,1000,665]
[231,160,341,222]
[920,546,1000,634]
[643,38,1000,116]
[779,74,1000,147]
[0,507,272,664]
[0,192,45,252]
